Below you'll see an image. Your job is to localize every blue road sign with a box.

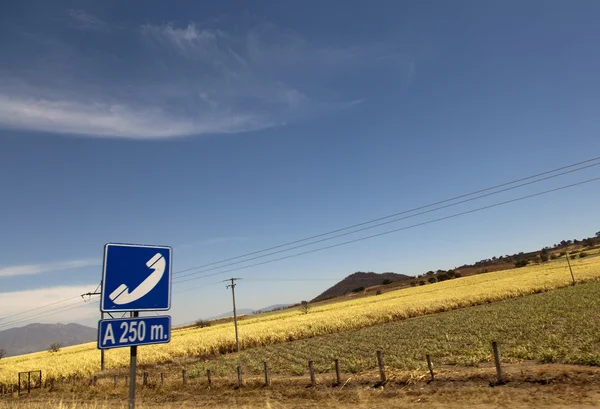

[98,316,171,349]
[101,243,172,312]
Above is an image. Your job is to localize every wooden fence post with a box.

[263,362,270,387]
[334,359,341,386]
[124,376,128,386]
[308,360,316,387]
[377,350,386,383]
[93,376,97,386]
[492,341,503,384]
[426,354,434,381]
[27,372,31,394]
[206,369,211,386]
[113,375,117,388]
[237,366,243,388]
[160,373,165,386]
[182,369,187,385]
[143,372,148,387]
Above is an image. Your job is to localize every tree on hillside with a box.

[0,348,5,361]
[195,319,211,328]
[300,301,310,314]
[48,343,61,353]
[540,248,549,263]
[515,260,528,268]
[596,231,600,238]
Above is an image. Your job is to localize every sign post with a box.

[99,243,172,409]
[129,312,138,409]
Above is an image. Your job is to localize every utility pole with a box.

[566,251,576,286]
[224,278,242,353]
[81,284,104,371]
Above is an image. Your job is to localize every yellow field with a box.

[1,254,599,385]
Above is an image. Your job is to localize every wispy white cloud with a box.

[0,285,99,327]
[0,258,99,277]
[140,23,225,56]
[66,9,108,31]
[0,94,273,138]
[0,21,411,139]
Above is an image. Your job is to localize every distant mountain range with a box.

[0,323,97,357]
[208,304,292,320]
[312,272,411,302]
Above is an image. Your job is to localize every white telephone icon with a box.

[108,253,166,305]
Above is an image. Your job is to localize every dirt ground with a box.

[1,363,600,408]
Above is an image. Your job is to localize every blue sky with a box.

[1,0,599,329]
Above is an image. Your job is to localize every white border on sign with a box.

[100,243,172,313]
[97,315,172,350]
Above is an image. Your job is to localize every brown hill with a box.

[0,323,97,357]
[312,272,411,302]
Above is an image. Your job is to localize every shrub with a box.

[376,289,382,295]
[195,319,211,328]
[579,252,588,258]
[419,280,426,286]
[351,287,365,293]
[437,273,450,282]
[300,301,310,314]
[48,343,61,353]
[427,277,437,284]
[382,279,392,285]
[514,260,528,268]
[454,272,462,278]
[570,255,577,260]
[559,251,567,257]
[410,281,417,287]
[550,254,558,260]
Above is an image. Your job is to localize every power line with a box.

[2,157,599,328]
[172,156,600,277]
[0,281,225,329]
[172,176,600,285]
[172,162,600,284]
[0,299,99,330]
[3,176,598,330]
[243,278,341,282]
[0,295,81,322]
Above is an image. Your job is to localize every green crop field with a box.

[190,280,600,378]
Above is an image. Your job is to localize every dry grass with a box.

[1,254,599,384]
[2,364,600,408]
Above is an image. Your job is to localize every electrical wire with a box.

[0,295,82,322]
[172,176,600,285]
[172,162,600,283]
[172,156,600,277]
[2,156,599,328]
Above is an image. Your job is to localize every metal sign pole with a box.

[100,311,105,371]
[129,311,139,409]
